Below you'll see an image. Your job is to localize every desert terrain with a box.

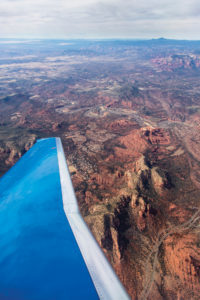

[1,38,200,299]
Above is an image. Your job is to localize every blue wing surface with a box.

[0,138,130,300]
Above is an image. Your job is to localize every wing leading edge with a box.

[0,137,130,300]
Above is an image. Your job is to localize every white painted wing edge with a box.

[56,138,130,300]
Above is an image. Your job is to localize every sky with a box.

[0,0,200,39]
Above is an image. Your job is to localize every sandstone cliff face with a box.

[5,148,22,166]
[0,132,37,175]
[143,128,171,145]
[163,232,200,299]
[152,54,200,71]
[76,122,200,300]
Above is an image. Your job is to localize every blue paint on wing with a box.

[0,138,98,300]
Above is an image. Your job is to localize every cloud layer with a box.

[0,0,200,39]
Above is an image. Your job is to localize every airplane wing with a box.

[0,137,130,300]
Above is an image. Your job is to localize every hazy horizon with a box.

[0,0,200,40]
[0,37,200,42]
